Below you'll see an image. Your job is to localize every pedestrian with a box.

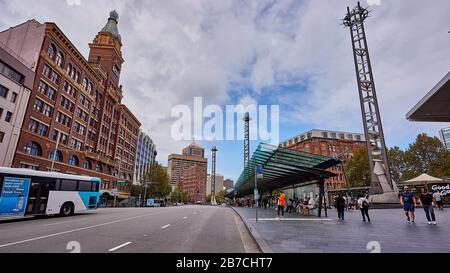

[335,194,346,220]
[357,195,371,222]
[419,188,437,225]
[433,190,444,210]
[263,197,269,209]
[277,191,286,217]
[347,194,353,211]
[399,186,417,223]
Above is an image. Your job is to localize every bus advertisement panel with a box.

[0,177,31,216]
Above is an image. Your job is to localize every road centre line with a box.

[108,242,132,252]
[0,212,162,249]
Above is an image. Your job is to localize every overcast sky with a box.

[0,0,449,181]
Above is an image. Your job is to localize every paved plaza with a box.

[234,206,450,253]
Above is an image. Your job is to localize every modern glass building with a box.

[134,130,157,185]
[441,127,450,150]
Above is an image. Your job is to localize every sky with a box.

[0,0,449,182]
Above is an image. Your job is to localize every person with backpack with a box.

[358,195,371,222]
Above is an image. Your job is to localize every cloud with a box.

[0,0,448,179]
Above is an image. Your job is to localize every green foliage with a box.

[344,146,371,188]
[139,163,171,199]
[171,187,188,203]
[346,133,450,185]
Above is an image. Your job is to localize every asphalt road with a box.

[0,206,259,253]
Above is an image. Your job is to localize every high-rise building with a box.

[0,11,141,200]
[440,128,450,150]
[134,129,157,185]
[167,142,208,190]
[223,179,234,190]
[0,45,34,167]
[281,129,366,190]
[206,174,224,196]
[180,165,207,204]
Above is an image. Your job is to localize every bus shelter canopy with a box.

[231,143,342,198]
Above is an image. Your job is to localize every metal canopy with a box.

[407,71,450,122]
[232,143,342,197]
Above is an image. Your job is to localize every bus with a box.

[0,167,101,217]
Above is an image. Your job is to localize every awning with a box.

[406,71,450,122]
[232,143,342,197]
[400,173,444,186]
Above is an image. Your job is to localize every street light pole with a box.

[143,161,152,207]
[114,158,121,208]
[50,131,61,172]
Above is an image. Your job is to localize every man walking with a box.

[277,191,286,217]
[400,186,416,223]
[419,188,437,225]
[357,195,371,222]
[335,194,346,220]
[433,190,444,210]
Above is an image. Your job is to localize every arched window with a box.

[95,163,102,173]
[23,142,42,156]
[55,51,64,67]
[47,43,56,59]
[48,150,63,162]
[66,63,72,74]
[75,72,80,82]
[87,82,93,93]
[107,166,113,175]
[82,78,88,90]
[83,160,92,170]
[68,155,79,166]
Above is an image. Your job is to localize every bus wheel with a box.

[60,202,74,217]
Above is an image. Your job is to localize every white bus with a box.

[0,167,101,217]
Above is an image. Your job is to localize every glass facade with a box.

[134,130,157,185]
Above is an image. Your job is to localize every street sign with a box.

[254,189,259,200]
[256,165,264,174]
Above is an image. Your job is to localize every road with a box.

[0,206,259,253]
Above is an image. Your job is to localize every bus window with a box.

[61,180,77,191]
[55,179,61,191]
[91,182,99,192]
[78,181,92,192]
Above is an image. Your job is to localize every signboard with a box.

[111,189,118,196]
[0,177,31,216]
[254,189,259,200]
[430,184,450,196]
[146,198,155,207]
[256,165,264,174]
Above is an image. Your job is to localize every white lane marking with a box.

[161,224,171,229]
[248,218,333,221]
[0,212,162,249]
[183,216,188,219]
[44,220,81,226]
[143,235,148,237]
[108,242,132,252]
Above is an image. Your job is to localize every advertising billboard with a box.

[0,177,31,216]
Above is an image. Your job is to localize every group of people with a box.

[399,186,443,225]
[262,191,321,217]
[334,186,444,224]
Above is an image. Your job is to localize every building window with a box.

[83,160,92,170]
[0,85,8,98]
[48,150,63,162]
[19,163,38,170]
[68,155,79,166]
[37,123,48,137]
[11,92,18,103]
[33,99,43,112]
[43,64,51,78]
[95,163,102,173]
[23,141,42,156]
[5,111,13,123]
[0,131,4,143]
[82,78,88,90]
[47,43,56,59]
[42,104,53,118]
[69,138,83,151]
[55,51,64,67]
[50,71,60,84]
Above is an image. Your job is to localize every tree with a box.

[171,187,188,203]
[215,190,229,204]
[388,146,407,182]
[403,133,450,180]
[140,163,171,200]
[344,146,371,188]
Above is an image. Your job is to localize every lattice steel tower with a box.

[343,2,394,194]
[211,146,218,205]
[243,113,251,168]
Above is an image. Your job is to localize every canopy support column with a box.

[318,176,327,218]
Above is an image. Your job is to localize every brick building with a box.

[0,11,141,200]
[168,143,208,194]
[281,129,366,190]
[180,165,207,204]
